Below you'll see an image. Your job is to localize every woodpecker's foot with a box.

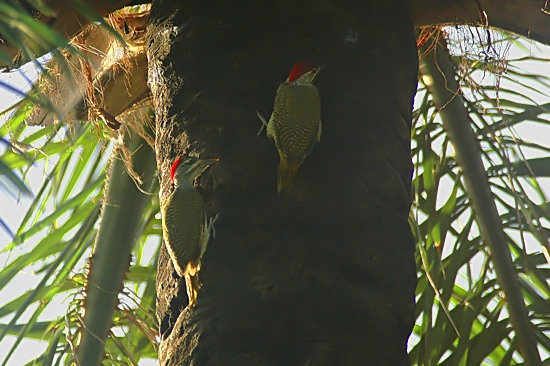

[208,214,220,239]
[256,111,268,136]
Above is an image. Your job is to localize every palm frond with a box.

[411,27,550,364]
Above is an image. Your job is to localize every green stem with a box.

[419,34,541,366]
[76,124,156,366]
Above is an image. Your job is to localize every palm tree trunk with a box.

[148,1,418,364]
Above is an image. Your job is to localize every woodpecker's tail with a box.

[277,157,299,193]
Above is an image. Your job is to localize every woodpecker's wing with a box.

[271,83,321,161]
[161,187,205,278]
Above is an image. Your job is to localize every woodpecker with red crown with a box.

[258,61,322,193]
[160,156,218,304]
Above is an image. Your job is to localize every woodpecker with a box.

[258,62,322,193]
[161,156,218,304]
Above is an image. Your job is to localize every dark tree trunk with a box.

[148,1,418,364]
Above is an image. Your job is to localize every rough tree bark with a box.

[148,0,418,364]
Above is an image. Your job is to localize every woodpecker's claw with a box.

[256,111,268,136]
[208,214,219,239]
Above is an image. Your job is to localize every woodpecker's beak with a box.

[311,66,324,82]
